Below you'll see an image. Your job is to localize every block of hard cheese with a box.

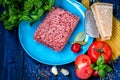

[91,3,113,40]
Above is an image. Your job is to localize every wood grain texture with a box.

[0,24,24,80]
[0,0,120,80]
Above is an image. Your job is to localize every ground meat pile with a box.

[34,7,79,51]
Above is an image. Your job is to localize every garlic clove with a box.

[61,68,69,76]
[51,66,58,75]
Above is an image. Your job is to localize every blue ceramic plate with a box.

[18,0,94,65]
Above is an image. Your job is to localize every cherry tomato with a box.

[76,66,93,79]
[93,70,99,77]
[88,41,112,63]
[75,54,93,79]
[71,43,81,53]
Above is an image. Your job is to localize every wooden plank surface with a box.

[0,0,120,80]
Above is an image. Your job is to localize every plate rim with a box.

[18,0,94,65]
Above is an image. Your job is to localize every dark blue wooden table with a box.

[0,0,120,80]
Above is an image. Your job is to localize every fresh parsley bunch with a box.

[0,0,55,30]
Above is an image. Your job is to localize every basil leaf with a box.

[43,5,50,10]
[74,32,85,42]
[0,10,8,21]
[98,64,107,70]
[31,15,38,20]
[22,11,29,16]
[24,1,33,11]
[48,0,55,6]
[0,15,6,21]
[5,26,13,30]
[9,16,17,24]
[93,66,99,70]
[72,41,87,45]
[21,15,32,21]
[34,0,43,8]
[8,7,19,16]
[0,0,55,30]
[4,20,13,30]
[90,63,95,69]
[98,69,106,78]
[31,11,37,15]
[97,56,104,65]
[0,0,4,5]
[37,8,44,17]
[3,10,7,15]
[104,65,112,72]
[4,0,10,4]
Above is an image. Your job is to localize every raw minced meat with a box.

[34,7,79,51]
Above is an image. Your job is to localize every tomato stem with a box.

[93,48,104,53]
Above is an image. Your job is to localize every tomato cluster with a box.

[75,54,93,79]
[74,41,112,79]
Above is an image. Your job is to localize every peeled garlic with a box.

[61,68,69,76]
[51,66,58,75]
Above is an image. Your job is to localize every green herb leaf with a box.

[3,10,7,15]
[98,69,106,78]
[43,5,50,10]
[104,65,112,72]
[74,32,85,42]
[34,0,43,8]
[31,15,38,20]
[9,7,14,15]
[72,41,87,45]
[0,15,7,21]
[48,0,55,6]
[98,64,107,70]
[4,20,13,30]
[97,56,104,65]
[21,15,32,22]
[0,0,4,5]
[90,63,95,69]
[0,0,55,30]
[31,11,37,15]
[37,8,44,17]
[4,0,10,5]
[24,1,33,11]
[93,66,99,70]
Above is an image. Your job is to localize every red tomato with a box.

[71,43,81,53]
[75,54,93,79]
[88,41,112,63]
[76,66,93,79]
[75,54,91,66]
[93,70,99,77]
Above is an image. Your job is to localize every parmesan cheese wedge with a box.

[91,3,113,40]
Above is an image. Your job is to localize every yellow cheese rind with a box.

[91,3,113,40]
